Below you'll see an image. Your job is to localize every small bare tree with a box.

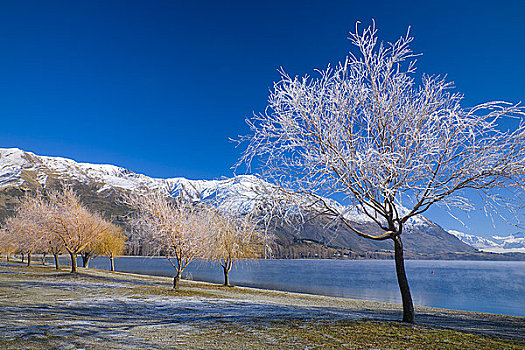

[207,176,289,259]
[42,234,64,270]
[0,227,16,261]
[239,22,525,323]
[127,192,208,289]
[5,194,49,267]
[48,188,110,273]
[94,224,126,271]
[79,243,99,268]
[208,210,263,286]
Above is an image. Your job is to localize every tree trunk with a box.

[42,253,47,265]
[223,263,232,287]
[110,256,115,271]
[53,253,60,270]
[173,271,182,289]
[69,252,77,273]
[6,253,9,262]
[27,253,31,267]
[81,254,90,268]
[21,253,24,263]
[393,235,415,323]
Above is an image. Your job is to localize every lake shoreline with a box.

[113,253,525,261]
[1,260,524,349]
[84,255,525,317]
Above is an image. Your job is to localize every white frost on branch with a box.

[238,21,525,239]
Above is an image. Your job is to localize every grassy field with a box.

[0,260,524,349]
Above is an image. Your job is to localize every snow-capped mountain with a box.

[491,233,525,252]
[0,147,263,204]
[449,230,525,253]
[0,147,428,227]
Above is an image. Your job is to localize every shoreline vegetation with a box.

[1,259,524,349]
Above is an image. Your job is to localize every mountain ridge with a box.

[1,147,523,260]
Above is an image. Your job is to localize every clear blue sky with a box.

[1,1,524,236]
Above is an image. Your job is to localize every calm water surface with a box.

[88,257,525,317]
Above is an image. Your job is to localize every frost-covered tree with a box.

[127,192,208,289]
[5,194,49,267]
[49,188,110,273]
[42,233,64,270]
[0,227,15,261]
[94,224,126,271]
[78,220,124,270]
[208,210,263,286]
[239,22,525,323]
[79,242,99,268]
[209,176,284,259]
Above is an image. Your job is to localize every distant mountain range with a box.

[449,230,525,254]
[1,147,523,260]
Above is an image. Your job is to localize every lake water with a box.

[87,257,525,317]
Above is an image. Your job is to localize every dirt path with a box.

[0,261,523,349]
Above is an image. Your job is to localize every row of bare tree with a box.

[0,187,265,288]
[0,188,125,272]
[126,192,264,288]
